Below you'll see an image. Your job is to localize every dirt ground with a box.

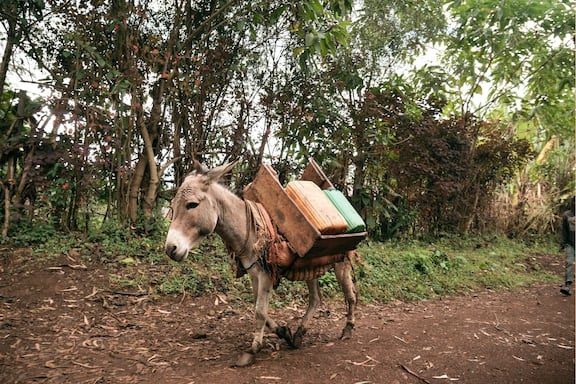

[0,249,574,384]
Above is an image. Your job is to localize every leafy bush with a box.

[3,221,56,246]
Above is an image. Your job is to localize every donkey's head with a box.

[164,160,238,261]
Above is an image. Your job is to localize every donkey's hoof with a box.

[291,326,307,349]
[340,323,354,340]
[275,325,292,343]
[291,334,302,348]
[234,351,255,367]
[340,329,352,340]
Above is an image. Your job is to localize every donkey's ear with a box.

[206,159,240,182]
[192,160,210,174]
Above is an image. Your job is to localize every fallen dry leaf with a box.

[84,286,100,299]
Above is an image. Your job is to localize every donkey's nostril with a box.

[166,244,177,257]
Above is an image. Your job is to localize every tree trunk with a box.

[351,111,367,198]
[0,19,16,99]
[1,157,15,237]
[128,156,147,224]
[1,180,9,238]
[140,121,159,217]
[14,92,36,223]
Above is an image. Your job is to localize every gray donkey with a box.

[165,161,358,366]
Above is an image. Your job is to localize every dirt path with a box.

[0,252,574,384]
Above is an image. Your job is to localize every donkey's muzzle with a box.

[165,241,188,261]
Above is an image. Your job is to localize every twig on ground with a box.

[107,290,147,297]
[346,355,380,367]
[394,335,408,344]
[72,361,99,369]
[399,364,432,384]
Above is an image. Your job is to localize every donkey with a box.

[164,160,358,366]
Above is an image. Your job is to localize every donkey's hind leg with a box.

[291,278,322,348]
[334,252,358,340]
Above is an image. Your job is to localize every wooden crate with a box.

[243,160,367,258]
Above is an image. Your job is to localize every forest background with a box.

[0,0,574,246]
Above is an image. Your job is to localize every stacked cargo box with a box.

[243,159,366,259]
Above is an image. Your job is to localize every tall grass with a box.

[355,236,557,303]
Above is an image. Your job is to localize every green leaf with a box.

[270,4,289,22]
[305,32,316,47]
[120,257,136,265]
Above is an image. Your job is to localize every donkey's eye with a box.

[186,201,199,210]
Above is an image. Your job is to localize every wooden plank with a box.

[301,159,334,189]
[304,232,367,258]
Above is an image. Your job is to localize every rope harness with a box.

[227,201,278,283]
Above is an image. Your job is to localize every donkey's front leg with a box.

[235,270,275,367]
[250,273,293,345]
[251,271,274,353]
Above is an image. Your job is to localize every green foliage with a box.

[157,270,198,295]
[23,223,559,307]
[2,0,45,22]
[1,0,572,244]
[445,0,574,90]
[2,221,55,246]
[389,2,574,239]
[339,84,533,238]
[318,271,339,294]
[290,0,352,68]
[441,0,575,199]
[357,236,557,303]
[352,0,446,72]
[270,280,308,308]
